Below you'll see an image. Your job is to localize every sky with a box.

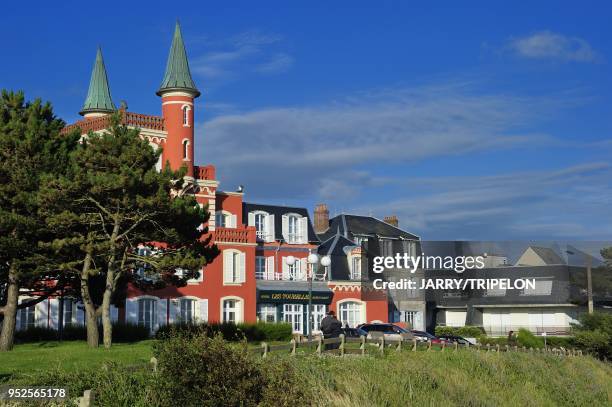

[2,1,611,240]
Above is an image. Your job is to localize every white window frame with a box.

[215,210,236,228]
[350,255,361,280]
[254,212,267,240]
[258,303,277,323]
[18,303,36,331]
[137,297,158,333]
[287,214,300,244]
[311,304,327,333]
[283,304,303,333]
[255,256,266,280]
[179,298,197,323]
[182,138,190,161]
[337,299,366,328]
[220,296,244,323]
[223,249,246,285]
[182,104,191,127]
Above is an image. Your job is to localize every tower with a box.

[157,21,200,178]
[80,47,116,118]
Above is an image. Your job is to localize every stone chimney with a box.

[314,204,330,234]
[384,215,399,227]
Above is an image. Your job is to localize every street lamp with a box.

[286,252,331,341]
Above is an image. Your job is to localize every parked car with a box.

[437,335,473,346]
[341,327,362,338]
[410,330,445,344]
[357,323,414,341]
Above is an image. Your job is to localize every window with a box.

[283,304,303,333]
[311,304,326,333]
[354,236,367,246]
[521,279,553,296]
[223,299,237,323]
[216,212,228,228]
[400,311,418,327]
[350,257,361,280]
[255,256,266,279]
[138,298,157,332]
[223,250,245,284]
[339,301,362,328]
[255,213,267,240]
[182,139,189,160]
[287,261,304,281]
[381,239,394,257]
[258,304,277,323]
[182,105,190,126]
[19,305,36,331]
[287,215,300,243]
[63,299,76,327]
[179,298,196,323]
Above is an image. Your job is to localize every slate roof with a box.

[80,47,116,116]
[318,214,419,242]
[527,246,565,265]
[317,232,357,280]
[243,202,320,243]
[157,22,200,97]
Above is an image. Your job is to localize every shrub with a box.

[434,326,484,338]
[516,328,544,348]
[151,332,307,406]
[111,322,151,343]
[572,312,612,360]
[155,322,293,342]
[14,322,149,344]
[15,327,58,343]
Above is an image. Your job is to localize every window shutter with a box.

[266,256,275,279]
[126,298,138,324]
[199,299,209,323]
[299,217,308,243]
[282,257,289,279]
[239,252,246,283]
[281,215,289,242]
[157,299,167,329]
[300,258,308,280]
[35,299,48,328]
[49,299,59,330]
[230,214,237,228]
[266,214,275,242]
[223,251,234,283]
[248,212,255,226]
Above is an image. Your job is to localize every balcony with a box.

[61,111,166,135]
[214,226,255,244]
[194,165,216,181]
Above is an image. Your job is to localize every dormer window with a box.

[282,213,308,244]
[182,139,189,160]
[215,210,236,228]
[182,105,191,127]
[248,211,275,242]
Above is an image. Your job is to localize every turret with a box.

[80,47,116,118]
[157,21,200,178]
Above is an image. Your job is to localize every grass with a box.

[0,340,153,382]
[1,340,611,406]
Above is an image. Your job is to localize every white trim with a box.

[182,104,191,127]
[182,138,190,161]
[336,298,367,327]
[160,91,197,97]
[220,296,244,323]
[162,101,194,106]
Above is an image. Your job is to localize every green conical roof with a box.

[157,22,200,97]
[80,47,116,116]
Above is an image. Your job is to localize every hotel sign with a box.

[257,290,333,304]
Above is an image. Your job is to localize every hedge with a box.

[434,326,485,338]
[14,322,150,343]
[155,321,293,342]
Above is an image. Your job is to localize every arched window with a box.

[220,296,244,323]
[338,300,364,328]
[182,139,189,160]
[182,105,190,127]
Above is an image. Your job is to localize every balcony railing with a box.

[61,111,166,135]
[214,227,255,244]
[194,165,216,181]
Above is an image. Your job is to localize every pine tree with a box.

[41,112,218,348]
[0,90,79,351]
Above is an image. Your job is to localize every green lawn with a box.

[0,341,153,381]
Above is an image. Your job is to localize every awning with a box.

[256,281,333,304]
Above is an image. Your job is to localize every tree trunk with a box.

[80,251,99,348]
[0,264,19,351]
[101,268,114,349]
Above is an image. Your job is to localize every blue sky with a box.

[2,1,611,240]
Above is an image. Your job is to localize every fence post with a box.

[360,335,366,355]
[379,335,385,355]
[261,342,269,358]
[441,341,445,352]
[465,341,470,350]
[476,343,481,352]
[496,344,500,353]
[486,343,491,352]
[396,337,402,352]
[454,342,459,352]
[427,341,432,352]
[505,345,510,352]
[150,357,158,372]
[316,335,323,356]
[78,390,93,407]
[412,338,417,352]
[290,339,297,356]
[340,334,345,357]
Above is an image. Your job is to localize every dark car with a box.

[437,335,474,346]
[410,329,444,344]
[341,327,362,338]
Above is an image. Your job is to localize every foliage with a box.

[516,328,544,349]
[435,325,484,338]
[151,332,307,406]
[572,312,612,360]
[13,322,149,344]
[155,321,293,342]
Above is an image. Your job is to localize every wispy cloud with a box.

[507,31,600,62]
[190,30,293,82]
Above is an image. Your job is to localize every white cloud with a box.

[508,31,600,62]
[190,30,292,82]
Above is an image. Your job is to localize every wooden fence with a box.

[256,334,584,358]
